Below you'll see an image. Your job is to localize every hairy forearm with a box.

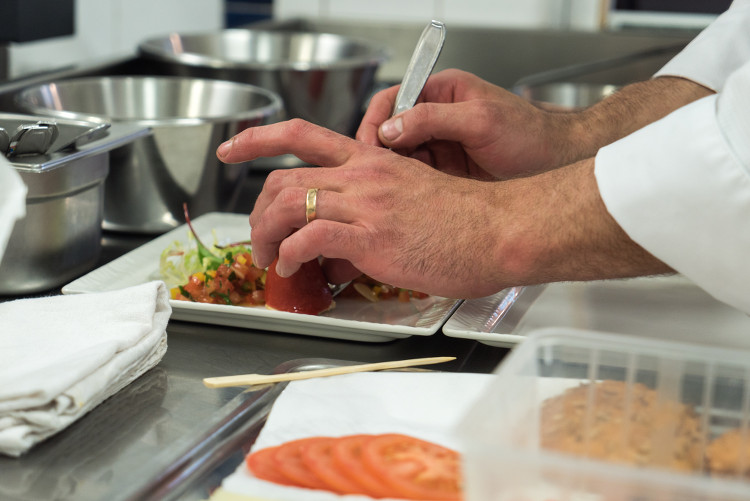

[559,77,714,166]
[493,158,673,288]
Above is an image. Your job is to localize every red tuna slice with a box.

[264,257,333,315]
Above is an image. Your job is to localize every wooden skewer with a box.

[202,356,456,388]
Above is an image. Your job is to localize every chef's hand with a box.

[357,70,714,180]
[218,119,507,297]
[217,119,671,298]
[357,69,582,179]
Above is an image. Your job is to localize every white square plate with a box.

[63,212,461,343]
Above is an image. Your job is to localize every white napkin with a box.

[0,281,171,457]
[216,371,494,501]
[0,156,27,265]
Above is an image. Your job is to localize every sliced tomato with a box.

[331,434,395,499]
[300,436,373,496]
[272,437,331,490]
[361,433,463,501]
[245,445,296,487]
[264,257,333,315]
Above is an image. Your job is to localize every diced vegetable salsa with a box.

[161,239,267,307]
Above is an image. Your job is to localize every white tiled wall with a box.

[8,0,223,79]
[274,0,605,30]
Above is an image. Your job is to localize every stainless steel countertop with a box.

[0,232,506,501]
[515,275,750,350]
[4,234,748,501]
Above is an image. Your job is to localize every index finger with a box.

[218,119,355,167]
[355,85,400,146]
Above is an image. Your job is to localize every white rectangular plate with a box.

[441,285,546,348]
[63,212,460,343]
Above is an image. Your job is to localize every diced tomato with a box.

[183,274,211,303]
[174,247,267,306]
[379,284,398,299]
[237,289,265,307]
[361,433,463,501]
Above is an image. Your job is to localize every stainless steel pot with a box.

[138,29,388,136]
[513,82,619,110]
[16,76,283,234]
[0,114,147,295]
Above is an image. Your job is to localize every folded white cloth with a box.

[0,281,171,457]
[0,157,27,265]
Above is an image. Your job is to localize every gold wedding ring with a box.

[305,188,319,224]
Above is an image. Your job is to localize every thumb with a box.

[377,102,467,149]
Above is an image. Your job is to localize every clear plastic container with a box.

[459,327,750,501]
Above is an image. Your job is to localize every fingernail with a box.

[217,137,233,158]
[276,261,291,278]
[380,117,403,141]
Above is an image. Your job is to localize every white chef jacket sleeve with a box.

[654,0,750,91]
[595,59,750,315]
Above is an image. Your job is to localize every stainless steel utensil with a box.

[392,20,446,116]
[330,20,446,298]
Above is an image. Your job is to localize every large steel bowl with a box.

[514,82,619,110]
[16,76,283,234]
[138,29,388,136]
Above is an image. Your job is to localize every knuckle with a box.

[286,118,316,138]
[263,169,285,190]
[467,100,492,120]
[277,186,300,209]
[411,102,434,125]
[304,220,328,244]
[233,126,254,144]
[371,87,390,101]
[442,68,462,78]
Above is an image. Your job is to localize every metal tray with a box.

[442,285,547,348]
[127,358,422,501]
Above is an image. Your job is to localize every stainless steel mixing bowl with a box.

[514,82,619,110]
[16,76,283,234]
[138,29,388,136]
